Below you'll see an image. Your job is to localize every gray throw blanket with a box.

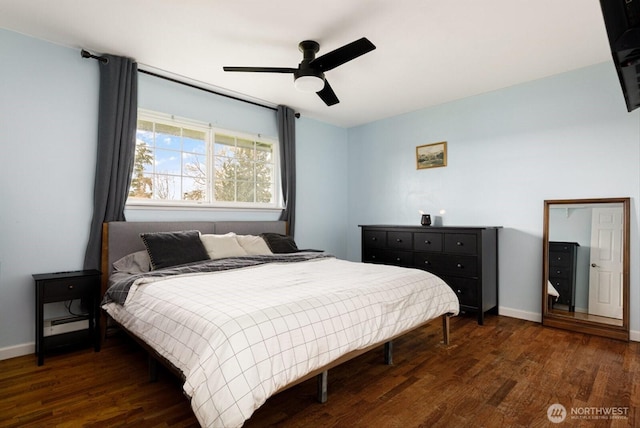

[103,252,334,305]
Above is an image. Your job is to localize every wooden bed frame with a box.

[100,220,453,404]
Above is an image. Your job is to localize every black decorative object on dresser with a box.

[33,270,101,365]
[360,225,500,325]
[547,241,579,312]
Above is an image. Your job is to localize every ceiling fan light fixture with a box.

[294,75,324,92]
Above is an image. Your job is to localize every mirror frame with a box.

[542,197,630,341]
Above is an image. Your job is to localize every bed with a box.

[100,220,459,427]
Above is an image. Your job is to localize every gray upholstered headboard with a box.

[100,221,287,293]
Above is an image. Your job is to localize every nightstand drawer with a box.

[42,277,96,302]
[444,233,477,254]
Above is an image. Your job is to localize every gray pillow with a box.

[113,250,151,274]
[140,230,209,270]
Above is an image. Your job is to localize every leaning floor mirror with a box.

[542,197,630,341]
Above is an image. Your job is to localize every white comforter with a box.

[103,257,459,427]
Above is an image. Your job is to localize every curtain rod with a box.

[81,49,300,117]
[138,69,278,112]
[80,49,108,64]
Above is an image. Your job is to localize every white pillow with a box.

[236,234,273,255]
[200,233,248,259]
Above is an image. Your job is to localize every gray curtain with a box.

[83,55,138,270]
[277,105,296,237]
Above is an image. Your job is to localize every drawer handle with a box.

[425,240,431,244]
[396,257,401,262]
[396,238,402,243]
[371,255,376,259]
[424,260,430,265]
[556,270,561,274]
[456,241,463,246]
[372,237,377,241]
[457,289,462,294]
[457,263,463,269]
[68,284,74,290]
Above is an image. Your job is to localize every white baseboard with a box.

[498,306,541,323]
[0,342,34,361]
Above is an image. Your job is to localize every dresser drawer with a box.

[385,250,414,267]
[363,247,386,263]
[42,277,96,302]
[387,231,412,250]
[440,255,478,278]
[549,266,572,278]
[363,230,386,249]
[414,252,446,273]
[444,277,478,308]
[549,243,576,253]
[549,252,573,266]
[443,233,477,254]
[550,279,573,305]
[414,232,443,252]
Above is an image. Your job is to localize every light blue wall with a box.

[0,29,99,352]
[295,117,348,257]
[0,29,348,354]
[347,63,640,328]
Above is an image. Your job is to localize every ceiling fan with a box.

[223,37,376,106]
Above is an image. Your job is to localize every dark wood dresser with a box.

[360,225,501,325]
[548,241,579,312]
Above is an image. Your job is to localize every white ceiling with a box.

[0,0,613,128]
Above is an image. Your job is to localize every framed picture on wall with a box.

[416,141,447,169]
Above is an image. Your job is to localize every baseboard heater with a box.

[43,315,89,337]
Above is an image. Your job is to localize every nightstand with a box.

[33,270,101,365]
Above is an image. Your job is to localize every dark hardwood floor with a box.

[1,314,638,427]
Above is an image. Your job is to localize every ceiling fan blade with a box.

[223,66,296,73]
[317,80,339,106]
[310,37,376,72]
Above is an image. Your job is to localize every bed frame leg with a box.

[316,371,328,403]
[384,341,393,365]
[442,313,451,345]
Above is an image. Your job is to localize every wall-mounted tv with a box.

[599,0,640,111]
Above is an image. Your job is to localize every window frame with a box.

[126,109,282,211]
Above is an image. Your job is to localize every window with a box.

[128,110,280,209]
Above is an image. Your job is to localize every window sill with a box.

[125,201,284,213]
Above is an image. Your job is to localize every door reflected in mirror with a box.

[543,198,629,341]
